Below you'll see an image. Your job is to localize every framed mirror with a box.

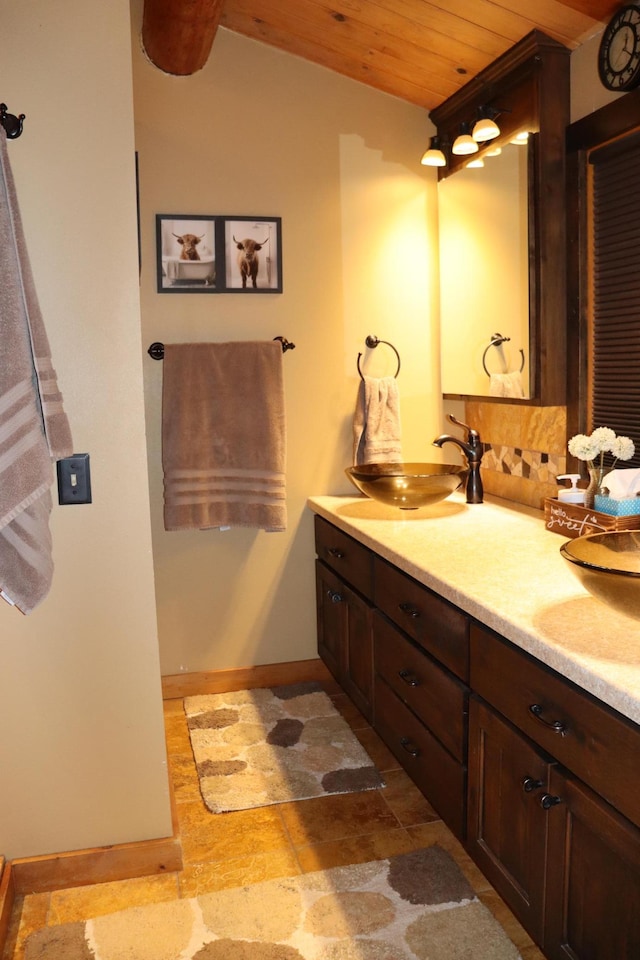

[430,31,569,406]
[439,139,531,398]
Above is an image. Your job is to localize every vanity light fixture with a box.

[466,157,485,168]
[420,135,447,167]
[485,145,502,157]
[452,121,479,155]
[509,130,530,144]
[472,106,501,142]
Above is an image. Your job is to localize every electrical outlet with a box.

[57,454,92,505]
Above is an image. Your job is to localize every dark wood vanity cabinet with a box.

[315,517,470,839]
[468,622,640,959]
[314,514,640,957]
[314,516,374,720]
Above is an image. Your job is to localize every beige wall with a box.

[0,0,172,859]
[131,10,444,676]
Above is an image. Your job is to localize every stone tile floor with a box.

[2,682,545,959]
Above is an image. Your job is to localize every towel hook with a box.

[0,104,25,140]
[482,332,525,376]
[356,335,401,380]
[147,337,295,360]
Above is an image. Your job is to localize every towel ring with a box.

[356,335,401,380]
[482,333,525,377]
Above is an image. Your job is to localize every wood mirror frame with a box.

[430,31,570,406]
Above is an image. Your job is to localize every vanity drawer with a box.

[373,556,469,681]
[471,622,640,829]
[374,675,466,840]
[374,612,467,762]
[314,516,373,599]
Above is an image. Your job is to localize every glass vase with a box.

[584,463,605,510]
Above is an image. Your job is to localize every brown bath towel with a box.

[353,375,402,465]
[162,341,286,532]
[0,128,73,614]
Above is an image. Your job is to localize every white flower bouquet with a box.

[568,427,635,472]
[568,427,635,507]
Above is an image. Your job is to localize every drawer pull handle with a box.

[529,704,567,736]
[522,777,543,793]
[327,547,345,559]
[326,589,343,604]
[399,602,421,619]
[400,736,420,758]
[540,793,562,810]
[398,669,421,687]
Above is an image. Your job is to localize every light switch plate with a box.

[57,454,92,505]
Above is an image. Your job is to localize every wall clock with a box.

[598,4,640,91]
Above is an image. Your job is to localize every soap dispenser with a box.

[557,474,585,505]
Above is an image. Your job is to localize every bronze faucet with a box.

[433,415,484,503]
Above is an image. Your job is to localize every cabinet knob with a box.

[529,703,567,737]
[326,589,343,603]
[398,669,421,687]
[400,736,420,758]
[522,776,543,793]
[327,547,345,559]
[540,793,562,810]
[399,601,421,619]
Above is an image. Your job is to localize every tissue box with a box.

[543,498,640,537]
[594,494,640,516]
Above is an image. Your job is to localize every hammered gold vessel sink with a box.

[560,531,640,620]
[345,462,466,510]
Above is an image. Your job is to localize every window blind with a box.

[589,130,640,467]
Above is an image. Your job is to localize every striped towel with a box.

[162,341,286,532]
[0,128,73,614]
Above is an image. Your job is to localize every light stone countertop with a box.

[308,493,640,726]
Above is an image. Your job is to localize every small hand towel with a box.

[162,341,286,532]
[489,371,525,399]
[0,128,73,614]
[353,375,402,465]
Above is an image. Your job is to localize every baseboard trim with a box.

[0,859,16,958]
[161,657,331,700]
[11,831,183,896]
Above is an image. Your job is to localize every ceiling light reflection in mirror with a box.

[439,141,530,399]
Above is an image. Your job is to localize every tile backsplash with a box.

[465,402,567,510]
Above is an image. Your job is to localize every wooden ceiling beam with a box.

[142,0,225,75]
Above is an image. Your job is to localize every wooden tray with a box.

[544,498,640,538]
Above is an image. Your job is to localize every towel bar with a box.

[356,335,401,380]
[0,104,25,140]
[148,337,296,360]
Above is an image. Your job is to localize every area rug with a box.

[24,846,522,959]
[184,682,385,813]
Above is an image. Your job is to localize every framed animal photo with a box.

[156,214,218,293]
[222,217,283,293]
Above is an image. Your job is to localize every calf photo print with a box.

[224,217,282,292]
[156,215,218,292]
[155,214,282,294]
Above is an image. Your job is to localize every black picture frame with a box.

[155,214,283,294]
[222,217,282,293]
[156,215,218,293]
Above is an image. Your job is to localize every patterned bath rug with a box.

[24,846,522,960]
[184,681,385,813]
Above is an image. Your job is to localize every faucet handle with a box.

[448,414,480,441]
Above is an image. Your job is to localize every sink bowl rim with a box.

[347,461,467,480]
[560,531,640,580]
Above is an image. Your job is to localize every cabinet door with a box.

[467,696,552,946]
[544,767,640,960]
[315,561,373,721]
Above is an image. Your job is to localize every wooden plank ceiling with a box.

[142,0,620,110]
[218,0,619,109]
